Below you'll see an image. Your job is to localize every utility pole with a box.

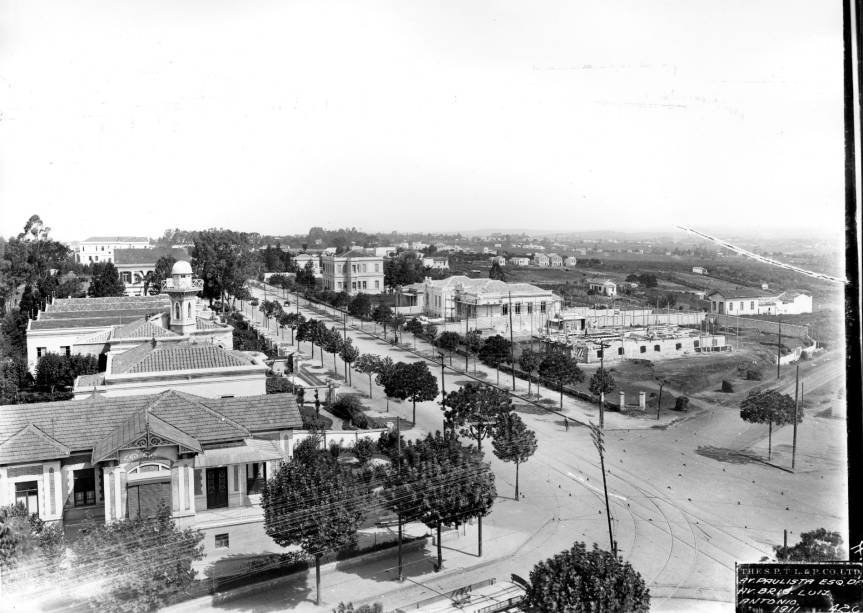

[656,379,664,421]
[792,362,800,470]
[439,352,447,436]
[508,292,516,391]
[590,422,616,557]
[593,339,611,429]
[777,319,782,380]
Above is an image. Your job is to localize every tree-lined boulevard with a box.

[162,281,848,612]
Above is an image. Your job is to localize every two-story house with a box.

[321,249,384,295]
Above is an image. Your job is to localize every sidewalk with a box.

[162,506,538,613]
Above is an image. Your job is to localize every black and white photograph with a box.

[0,1,860,611]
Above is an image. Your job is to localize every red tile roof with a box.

[0,390,301,465]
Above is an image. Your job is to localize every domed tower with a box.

[164,260,199,335]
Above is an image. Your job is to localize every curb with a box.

[211,537,429,605]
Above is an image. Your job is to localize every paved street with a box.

[173,284,846,612]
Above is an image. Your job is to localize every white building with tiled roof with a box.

[74,236,151,264]
[73,341,268,399]
[25,262,232,372]
[0,389,301,547]
[412,276,562,334]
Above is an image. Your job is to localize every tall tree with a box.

[383,434,496,570]
[404,318,424,348]
[263,452,366,605]
[524,542,650,613]
[436,331,461,365]
[539,351,584,409]
[339,339,360,384]
[740,388,802,460]
[488,260,507,281]
[35,353,98,392]
[518,348,542,397]
[772,528,845,561]
[348,293,372,320]
[354,354,382,399]
[323,327,345,374]
[492,412,537,500]
[374,356,395,411]
[372,304,393,336]
[142,255,177,295]
[384,361,438,424]
[69,505,204,613]
[479,335,511,385]
[444,382,511,450]
[191,230,258,313]
[589,367,617,398]
[88,262,126,297]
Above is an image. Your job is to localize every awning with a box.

[194,439,286,468]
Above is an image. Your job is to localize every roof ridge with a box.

[152,390,251,437]
[0,423,71,455]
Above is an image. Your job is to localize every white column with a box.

[114,469,122,521]
[177,464,184,513]
[103,467,113,522]
[0,468,7,507]
[186,466,196,515]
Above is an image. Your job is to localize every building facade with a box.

[0,390,302,548]
[508,257,530,267]
[114,247,190,296]
[413,276,562,334]
[26,261,232,373]
[708,290,813,316]
[321,250,384,295]
[75,236,150,265]
[588,279,618,297]
[533,253,550,267]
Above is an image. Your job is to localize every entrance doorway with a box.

[127,481,171,519]
[206,467,228,509]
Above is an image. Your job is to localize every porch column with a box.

[103,466,114,522]
[0,467,7,507]
[186,465,196,515]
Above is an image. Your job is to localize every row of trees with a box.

[262,431,497,605]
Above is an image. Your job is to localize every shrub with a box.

[674,396,690,412]
[353,438,377,464]
[331,395,371,429]
[329,441,341,458]
[745,368,763,381]
[721,380,734,393]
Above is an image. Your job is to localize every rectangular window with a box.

[502,303,509,315]
[374,280,380,289]
[728,302,733,311]
[352,282,357,290]
[247,463,267,495]
[362,281,367,289]
[640,346,646,354]
[60,346,71,356]
[352,265,357,273]
[194,469,203,496]
[15,481,39,515]
[739,302,744,310]
[750,301,755,310]
[88,256,93,262]
[694,340,700,348]
[675,343,682,350]
[514,303,521,315]
[73,468,96,507]
[596,349,603,358]
[37,347,47,358]
[215,533,229,548]
[654,345,661,352]
[540,302,546,313]
[362,264,367,273]
[527,303,533,314]
[375,263,380,272]
[617,347,624,355]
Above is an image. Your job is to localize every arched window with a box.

[175,303,180,319]
[187,302,192,319]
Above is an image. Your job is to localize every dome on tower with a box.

[171,260,193,276]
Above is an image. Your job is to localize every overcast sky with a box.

[0,0,846,243]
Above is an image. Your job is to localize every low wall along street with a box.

[713,314,810,338]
